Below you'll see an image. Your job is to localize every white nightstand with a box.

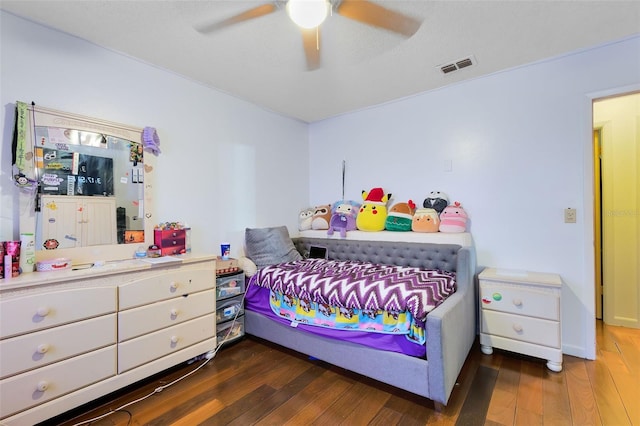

[478,268,563,372]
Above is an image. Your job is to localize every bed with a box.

[242,228,476,406]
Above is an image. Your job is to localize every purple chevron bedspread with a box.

[249,259,457,321]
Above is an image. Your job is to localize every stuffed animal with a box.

[356,187,391,232]
[327,200,361,238]
[311,204,332,230]
[385,200,416,232]
[423,191,449,216]
[298,207,314,231]
[439,202,469,233]
[412,208,440,232]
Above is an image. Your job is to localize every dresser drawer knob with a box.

[36,380,49,392]
[512,324,523,333]
[37,344,50,354]
[170,282,179,290]
[512,298,523,307]
[170,335,179,344]
[170,308,179,317]
[36,307,50,317]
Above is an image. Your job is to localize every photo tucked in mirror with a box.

[34,126,145,250]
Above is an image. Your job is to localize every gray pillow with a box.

[245,226,302,269]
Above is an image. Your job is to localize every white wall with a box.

[0,11,309,257]
[309,35,640,358]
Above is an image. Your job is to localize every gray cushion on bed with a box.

[245,226,302,269]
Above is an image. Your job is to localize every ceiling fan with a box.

[195,0,421,71]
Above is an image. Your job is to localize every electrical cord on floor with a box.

[70,277,252,426]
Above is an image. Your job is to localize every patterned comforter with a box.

[249,259,457,322]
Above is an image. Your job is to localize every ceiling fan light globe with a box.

[287,0,329,29]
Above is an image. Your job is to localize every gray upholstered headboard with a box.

[292,237,461,273]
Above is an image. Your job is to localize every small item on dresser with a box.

[147,244,161,258]
[4,240,21,277]
[36,258,72,272]
[221,242,231,260]
[216,257,239,275]
[20,233,36,274]
[134,246,147,258]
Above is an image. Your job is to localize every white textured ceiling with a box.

[2,1,639,122]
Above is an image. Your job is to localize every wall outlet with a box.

[564,208,577,223]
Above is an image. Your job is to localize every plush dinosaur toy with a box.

[356,187,391,232]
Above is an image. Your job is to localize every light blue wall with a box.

[0,11,309,257]
[308,35,640,358]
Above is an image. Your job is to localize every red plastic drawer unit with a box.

[153,229,186,256]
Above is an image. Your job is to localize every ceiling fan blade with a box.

[337,0,420,37]
[302,28,321,71]
[196,3,277,34]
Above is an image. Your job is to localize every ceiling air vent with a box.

[437,55,476,75]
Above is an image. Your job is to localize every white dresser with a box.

[478,268,563,372]
[0,255,216,425]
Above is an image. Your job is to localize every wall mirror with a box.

[17,103,156,264]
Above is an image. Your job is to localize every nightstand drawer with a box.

[216,295,244,324]
[481,310,560,348]
[480,282,559,320]
[216,272,245,300]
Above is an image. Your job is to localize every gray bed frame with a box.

[244,236,476,405]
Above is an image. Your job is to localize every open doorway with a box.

[593,92,640,328]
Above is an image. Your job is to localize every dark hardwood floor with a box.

[46,320,639,426]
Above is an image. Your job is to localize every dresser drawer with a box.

[0,314,116,379]
[118,313,216,373]
[0,346,116,418]
[119,289,216,342]
[0,287,116,339]
[216,272,245,300]
[480,282,559,320]
[481,310,560,348]
[119,268,215,309]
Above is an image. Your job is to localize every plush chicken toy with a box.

[356,187,391,232]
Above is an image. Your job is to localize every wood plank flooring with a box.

[43,321,639,426]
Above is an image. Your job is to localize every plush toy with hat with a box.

[298,207,314,231]
[385,200,416,232]
[412,208,440,233]
[311,204,332,230]
[356,187,391,232]
[439,201,469,233]
[327,200,361,238]
[423,191,449,216]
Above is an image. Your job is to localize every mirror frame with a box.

[18,104,156,265]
